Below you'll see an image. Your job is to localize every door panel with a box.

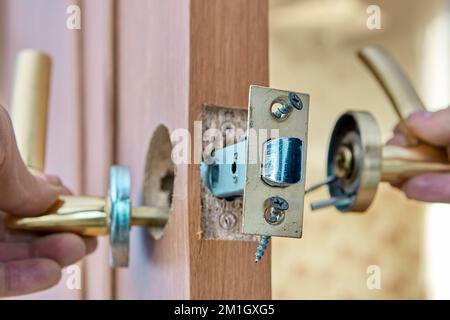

[114,0,191,299]
[0,0,272,299]
[114,0,271,299]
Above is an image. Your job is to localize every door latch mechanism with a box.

[201,86,310,262]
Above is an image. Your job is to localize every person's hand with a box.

[388,106,450,202]
[0,105,97,297]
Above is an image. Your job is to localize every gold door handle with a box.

[310,46,450,212]
[11,50,51,174]
[358,46,426,145]
[359,46,450,184]
[7,50,168,267]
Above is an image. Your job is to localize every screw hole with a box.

[231,162,237,174]
[270,97,291,121]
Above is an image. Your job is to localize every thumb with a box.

[407,107,450,147]
[0,105,70,217]
[3,172,70,218]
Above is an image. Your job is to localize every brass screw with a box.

[271,92,303,120]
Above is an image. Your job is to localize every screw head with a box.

[269,196,289,211]
[219,213,237,230]
[288,92,303,110]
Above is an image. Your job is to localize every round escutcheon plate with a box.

[109,165,131,268]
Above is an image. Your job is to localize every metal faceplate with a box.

[242,86,309,238]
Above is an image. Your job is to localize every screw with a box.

[255,201,284,263]
[289,92,303,110]
[272,92,303,120]
[270,196,289,211]
[255,235,270,263]
[219,213,237,230]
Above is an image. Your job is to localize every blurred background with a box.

[270,0,450,299]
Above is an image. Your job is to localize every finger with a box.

[407,107,450,146]
[35,174,72,196]
[0,107,70,217]
[40,174,63,187]
[0,258,61,297]
[0,213,37,242]
[83,237,98,255]
[386,133,409,147]
[31,233,87,267]
[393,123,408,136]
[402,173,450,203]
[0,233,87,267]
[5,176,67,218]
[0,230,37,243]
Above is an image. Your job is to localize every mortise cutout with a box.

[143,125,175,240]
[200,106,256,241]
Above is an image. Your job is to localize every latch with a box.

[6,50,168,268]
[308,46,450,213]
[201,86,310,262]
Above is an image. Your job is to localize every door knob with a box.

[7,50,167,267]
[309,46,450,212]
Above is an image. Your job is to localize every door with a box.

[0,0,271,299]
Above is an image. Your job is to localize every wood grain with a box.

[79,0,115,300]
[114,0,270,299]
[114,0,191,299]
[189,0,270,300]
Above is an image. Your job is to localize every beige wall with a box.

[270,0,444,299]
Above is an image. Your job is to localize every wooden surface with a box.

[189,0,270,299]
[114,0,191,299]
[79,0,114,300]
[114,0,271,299]
[200,106,255,241]
[0,0,271,299]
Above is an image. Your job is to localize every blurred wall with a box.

[270,0,444,299]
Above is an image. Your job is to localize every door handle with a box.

[6,50,167,268]
[309,46,450,213]
[11,50,51,174]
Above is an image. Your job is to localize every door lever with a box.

[309,46,450,213]
[7,50,167,267]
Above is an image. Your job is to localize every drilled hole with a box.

[143,125,175,240]
[270,97,291,121]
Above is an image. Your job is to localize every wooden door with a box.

[0,0,271,299]
[114,0,270,299]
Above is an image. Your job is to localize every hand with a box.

[388,106,450,202]
[0,105,97,297]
